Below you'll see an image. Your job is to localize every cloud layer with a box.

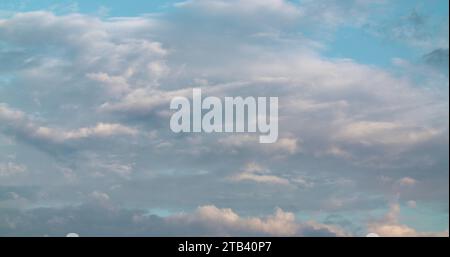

[0,0,448,236]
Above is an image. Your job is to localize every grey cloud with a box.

[0,104,139,153]
[423,48,449,71]
[0,199,348,236]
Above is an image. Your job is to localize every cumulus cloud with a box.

[168,205,299,236]
[169,205,350,236]
[0,11,168,113]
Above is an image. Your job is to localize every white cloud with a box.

[175,0,384,30]
[91,191,110,202]
[272,137,299,154]
[398,177,417,187]
[1,104,138,145]
[291,176,314,189]
[86,155,134,178]
[86,72,131,97]
[167,205,347,236]
[176,0,302,21]
[181,205,297,236]
[3,10,445,168]
[229,162,290,185]
[63,123,138,140]
[90,191,114,210]
[335,121,441,146]
[99,87,192,115]
[407,200,417,208]
[0,104,25,123]
[218,135,299,155]
[0,11,167,98]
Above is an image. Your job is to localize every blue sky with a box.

[0,0,177,15]
[0,0,448,236]
[1,0,447,68]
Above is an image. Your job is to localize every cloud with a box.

[0,162,26,177]
[168,204,351,236]
[423,48,449,71]
[0,201,348,236]
[407,200,417,208]
[175,0,302,26]
[0,103,24,122]
[168,205,299,236]
[367,203,448,237]
[270,137,299,154]
[175,0,384,31]
[0,1,448,236]
[90,191,114,210]
[218,135,299,155]
[63,123,138,140]
[335,121,441,146]
[3,9,446,167]
[229,162,290,185]
[0,11,167,109]
[86,72,131,96]
[1,104,138,145]
[99,87,192,115]
[398,177,417,187]
[295,0,385,28]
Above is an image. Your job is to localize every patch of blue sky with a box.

[323,0,448,68]
[400,202,449,232]
[391,0,449,17]
[146,207,174,217]
[295,210,369,235]
[0,74,14,85]
[324,26,417,68]
[297,203,449,235]
[0,0,182,16]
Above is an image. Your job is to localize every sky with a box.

[0,0,448,236]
